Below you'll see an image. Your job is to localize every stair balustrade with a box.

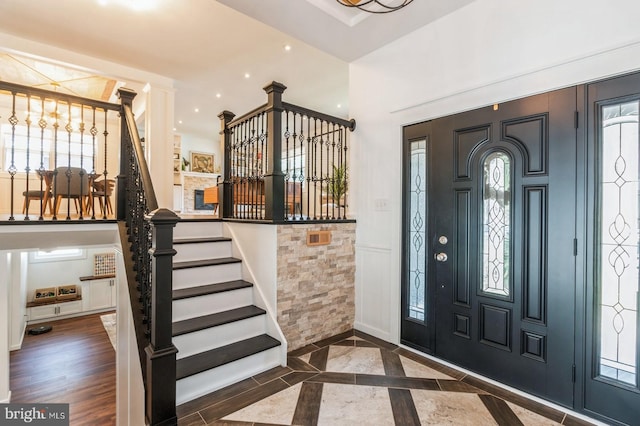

[118,89,179,425]
[219,82,356,222]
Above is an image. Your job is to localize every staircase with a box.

[172,219,282,405]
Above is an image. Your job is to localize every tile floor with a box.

[177,330,595,426]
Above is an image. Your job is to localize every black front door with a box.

[402,87,578,406]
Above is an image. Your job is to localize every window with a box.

[598,100,639,385]
[2,124,95,173]
[408,139,427,321]
[481,151,512,297]
[30,248,87,263]
[2,124,51,172]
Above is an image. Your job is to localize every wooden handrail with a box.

[282,102,356,131]
[120,101,159,211]
[226,103,268,129]
[0,80,120,112]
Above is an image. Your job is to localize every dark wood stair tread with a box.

[173,305,265,336]
[173,257,241,270]
[173,237,231,245]
[173,280,253,301]
[176,334,281,380]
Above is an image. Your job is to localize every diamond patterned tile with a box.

[400,355,455,380]
[411,390,498,425]
[222,383,302,425]
[325,345,385,375]
[507,401,562,426]
[317,383,395,426]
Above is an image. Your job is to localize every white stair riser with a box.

[173,287,254,321]
[176,346,281,405]
[174,221,223,239]
[174,315,267,359]
[174,241,232,263]
[173,263,242,289]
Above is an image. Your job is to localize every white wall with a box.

[9,252,28,351]
[180,134,222,174]
[0,252,11,403]
[350,0,640,343]
[25,247,116,299]
[115,248,145,426]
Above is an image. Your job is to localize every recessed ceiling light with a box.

[194,108,199,113]
[178,120,183,124]
[337,104,342,108]
[173,127,176,131]
[216,93,221,98]
[284,44,292,51]
[244,73,251,79]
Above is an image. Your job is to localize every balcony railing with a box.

[0,81,120,221]
[219,82,355,222]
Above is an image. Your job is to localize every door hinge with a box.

[573,238,578,256]
[574,111,579,129]
[572,364,576,383]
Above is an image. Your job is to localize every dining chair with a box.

[90,178,115,217]
[52,166,90,216]
[22,170,54,216]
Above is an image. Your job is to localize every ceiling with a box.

[0,0,473,140]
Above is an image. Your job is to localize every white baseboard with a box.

[26,307,115,325]
[354,321,392,343]
[10,322,26,351]
[0,391,11,403]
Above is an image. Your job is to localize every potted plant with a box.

[327,164,348,216]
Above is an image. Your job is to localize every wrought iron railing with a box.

[219,82,355,222]
[0,81,119,221]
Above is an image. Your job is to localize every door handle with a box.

[435,252,448,262]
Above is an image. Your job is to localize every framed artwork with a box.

[190,151,215,173]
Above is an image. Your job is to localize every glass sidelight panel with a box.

[408,140,426,321]
[598,100,639,386]
[482,152,511,297]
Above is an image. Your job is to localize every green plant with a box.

[327,164,348,202]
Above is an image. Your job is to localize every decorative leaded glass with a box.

[408,140,426,321]
[482,151,511,297]
[598,100,639,386]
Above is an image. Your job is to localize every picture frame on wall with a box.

[190,151,215,173]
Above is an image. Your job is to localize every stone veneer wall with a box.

[182,173,219,214]
[277,223,356,351]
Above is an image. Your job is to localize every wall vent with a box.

[307,230,331,246]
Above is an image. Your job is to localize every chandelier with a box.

[337,0,414,14]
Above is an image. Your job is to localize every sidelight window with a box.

[598,100,639,386]
[408,139,426,321]
[481,151,511,297]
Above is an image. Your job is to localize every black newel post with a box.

[145,208,179,426]
[117,88,137,222]
[218,110,235,219]
[263,81,286,221]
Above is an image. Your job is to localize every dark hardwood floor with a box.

[10,311,116,426]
